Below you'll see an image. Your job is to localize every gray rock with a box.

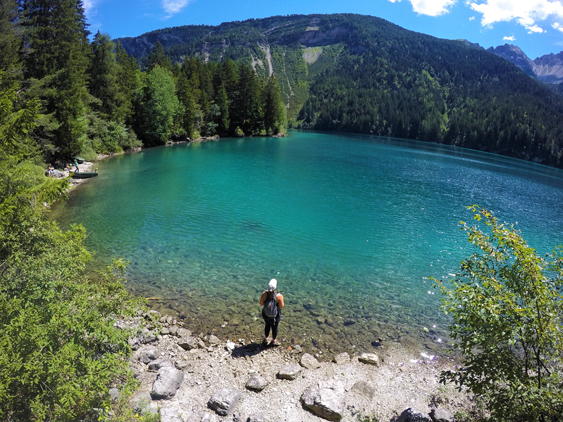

[160,406,184,422]
[169,325,179,336]
[207,388,243,416]
[148,359,174,371]
[177,327,192,338]
[142,332,158,344]
[129,337,141,351]
[208,334,221,345]
[139,346,159,363]
[358,353,380,366]
[178,336,198,351]
[300,353,321,369]
[333,352,350,364]
[109,387,119,402]
[300,383,345,421]
[162,327,171,335]
[352,380,376,399]
[277,363,302,380]
[246,413,266,422]
[397,408,433,422]
[246,374,269,392]
[430,408,455,422]
[291,344,303,354]
[150,367,184,400]
[175,360,190,370]
[186,412,216,422]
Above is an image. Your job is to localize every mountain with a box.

[488,44,563,83]
[116,14,563,167]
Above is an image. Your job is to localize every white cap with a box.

[268,279,277,291]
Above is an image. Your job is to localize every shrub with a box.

[434,205,563,422]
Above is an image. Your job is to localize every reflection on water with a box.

[52,132,563,355]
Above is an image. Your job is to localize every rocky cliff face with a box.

[488,44,563,83]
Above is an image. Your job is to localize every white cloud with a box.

[554,22,563,31]
[503,35,516,41]
[468,0,563,34]
[469,15,475,20]
[387,0,456,17]
[163,0,193,17]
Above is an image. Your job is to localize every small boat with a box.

[70,171,98,179]
[74,156,86,164]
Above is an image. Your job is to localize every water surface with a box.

[53,132,563,354]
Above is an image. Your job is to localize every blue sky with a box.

[84,0,563,59]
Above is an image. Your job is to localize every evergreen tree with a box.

[176,72,197,138]
[0,0,21,85]
[214,81,229,135]
[236,64,262,135]
[146,41,172,72]
[22,0,90,158]
[88,31,122,120]
[263,75,286,135]
[115,40,141,125]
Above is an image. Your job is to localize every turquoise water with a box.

[53,132,563,354]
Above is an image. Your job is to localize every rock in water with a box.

[300,383,345,421]
[276,363,302,380]
[207,388,242,416]
[246,374,269,392]
[397,408,433,422]
[150,367,184,400]
[300,353,321,369]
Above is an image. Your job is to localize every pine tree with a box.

[237,64,262,135]
[146,41,172,72]
[88,31,122,120]
[22,0,90,158]
[0,0,22,85]
[263,75,286,135]
[115,41,141,125]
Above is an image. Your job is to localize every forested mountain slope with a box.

[117,14,563,167]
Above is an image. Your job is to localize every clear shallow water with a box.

[53,132,563,354]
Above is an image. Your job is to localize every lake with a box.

[53,132,563,355]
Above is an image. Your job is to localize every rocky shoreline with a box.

[120,311,472,422]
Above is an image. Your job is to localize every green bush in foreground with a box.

[0,70,146,421]
[435,205,563,422]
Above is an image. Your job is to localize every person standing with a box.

[74,160,79,172]
[259,278,284,345]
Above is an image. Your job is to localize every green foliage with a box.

[434,205,563,422]
[86,113,142,154]
[135,65,183,145]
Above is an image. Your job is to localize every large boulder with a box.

[300,353,321,369]
[150,367,184,400]
[397,408,433,422]
[300,383,345,421]
[139,346,159,363]
[246,374,269,392]
[277,363,302,380]
[207,388,242,416]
